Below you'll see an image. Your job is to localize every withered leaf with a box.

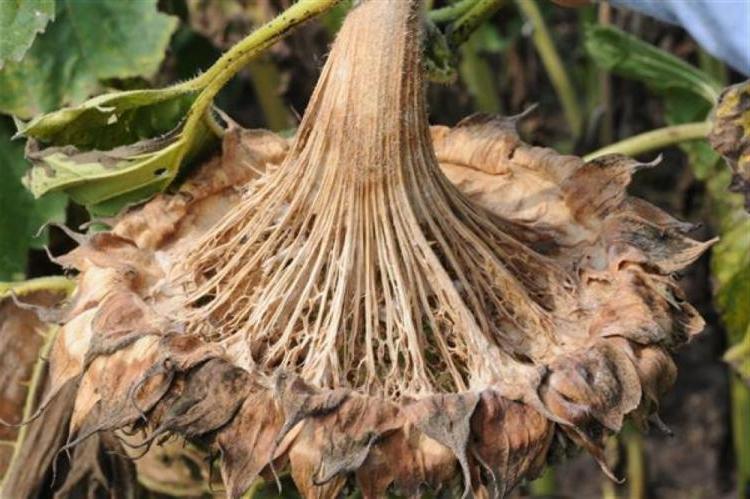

[709,80,750,211]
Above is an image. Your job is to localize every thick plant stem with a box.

[515,0,583,138]
[597,3,613,145]
[602,436,619,499]
[584,122,712,161]
[732,376,750,498]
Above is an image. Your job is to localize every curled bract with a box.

[9,1,714,497]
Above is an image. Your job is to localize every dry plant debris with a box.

[2,1,715,497]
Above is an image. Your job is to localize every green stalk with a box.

[602,436,619,499]
[460,31,503,114]
[529,466,556,497]
[448,0,505,48]
[0,276,75,298]
[733,376,750,498]
[515,0,583,138]
[597,3,613,145]
[623,423,646,499]
[247,59,291,131]
[584,121,711,161]
[429,0,477,23]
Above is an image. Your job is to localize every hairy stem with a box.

[584,122,712,161]
[515,0,583,138]
[0,276,75,298]
[429,0,477,23]
[448,0,506,48]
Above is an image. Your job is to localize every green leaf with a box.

[709,165,750,347]
[24,116,215,211]
[0,118,66,280]
[584,25,722,104]
[18,86,198,150]
[0,0,55,67]
[725,326,750,385]
[0,0,178,119]
[15,75,208,213]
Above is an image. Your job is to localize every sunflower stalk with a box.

[584,122,712,161]
[515,0,583,138]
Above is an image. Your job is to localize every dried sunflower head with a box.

[5,1,714,497]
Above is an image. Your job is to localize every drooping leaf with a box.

[0,0,55,68]
[0,118,66,280]
[24,116,215,213]
[16,84,211,213]
[584,25,722,104]
[0,0,178,119]
[18,86,198,150]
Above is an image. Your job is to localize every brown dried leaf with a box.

[0,380,76,498]
[468,391,553,497]
[0,291,59,470]
[356,426,457,497]
[53,431,138,499]
[216,389,285,498]
[404,393,479,498]
[151,358,251,438]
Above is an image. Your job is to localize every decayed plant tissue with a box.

[2,0,715,497]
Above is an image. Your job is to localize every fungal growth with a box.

[3,0,714,497]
